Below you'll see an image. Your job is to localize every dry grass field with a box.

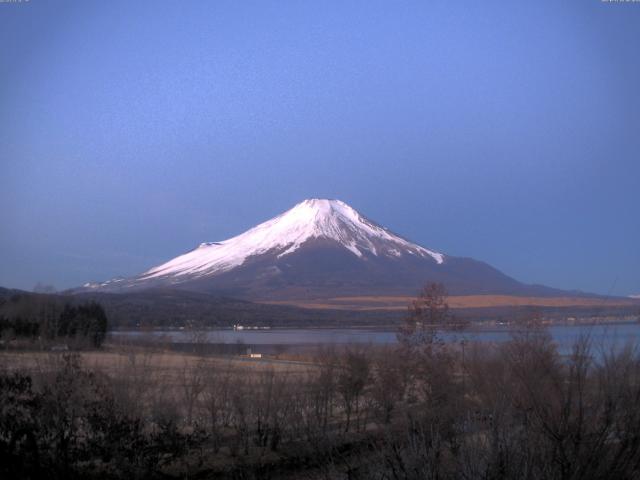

[262,294,640,311]
[0,346,314,379]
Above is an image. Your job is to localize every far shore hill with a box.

[2,287,639,328]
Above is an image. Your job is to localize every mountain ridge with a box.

[77,199,594,300]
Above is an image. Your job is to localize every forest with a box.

[0,292,108,348]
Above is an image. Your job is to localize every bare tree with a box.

[179,358,207,425]
[370,347,405,424]
[398,282,463,350]
[201,360,233,452]
[337,347,370,432]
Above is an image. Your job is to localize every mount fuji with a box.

[80,199,567,300]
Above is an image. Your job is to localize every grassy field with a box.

[0,344,315,378]
[262,294,640,311]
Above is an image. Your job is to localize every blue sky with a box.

[1,1,639,295]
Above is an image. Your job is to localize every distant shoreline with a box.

[109,316,639,335]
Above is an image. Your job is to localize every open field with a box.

[263,294,640,311]
[0,345,316,378]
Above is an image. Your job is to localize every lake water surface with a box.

[111,323,640,352]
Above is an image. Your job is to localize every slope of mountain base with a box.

[262,295,640,311]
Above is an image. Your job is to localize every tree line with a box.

[0,293,108,348]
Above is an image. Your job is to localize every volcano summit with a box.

[81,199,566,299]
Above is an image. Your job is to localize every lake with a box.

[110,322,640,354]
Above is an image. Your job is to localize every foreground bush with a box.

[0,354,201,479]
[2,332,640,479]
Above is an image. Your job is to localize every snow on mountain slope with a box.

[79,198,575,299]
[140,199,444,281]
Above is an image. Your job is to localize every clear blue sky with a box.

[1,1,639,296]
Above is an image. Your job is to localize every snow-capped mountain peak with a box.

[139,199,444,281]
[79,198,570,300]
